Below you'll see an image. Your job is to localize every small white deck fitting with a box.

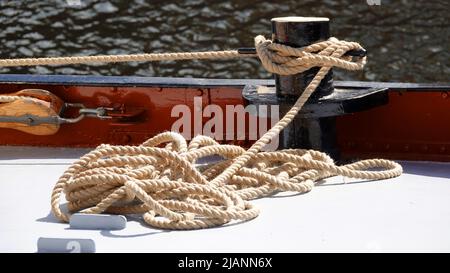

[69,213,127,230]
[37,237,95,253]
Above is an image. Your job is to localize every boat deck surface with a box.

[0,147,449,253]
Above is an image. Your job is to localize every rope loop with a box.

[255,35,367,75]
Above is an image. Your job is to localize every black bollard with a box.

[271,17,338,159]
[242,16,388,162]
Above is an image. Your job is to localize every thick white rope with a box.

[0,35,402,230]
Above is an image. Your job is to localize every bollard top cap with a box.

[271,16,330,23]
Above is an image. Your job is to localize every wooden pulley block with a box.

[0,89,64,135]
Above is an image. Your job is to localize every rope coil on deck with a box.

[0,35,401,230]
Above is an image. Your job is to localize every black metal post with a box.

[271,17,339,159]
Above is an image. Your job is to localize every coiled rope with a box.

[23,35,401,230]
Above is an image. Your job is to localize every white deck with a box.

[0,147,449,253]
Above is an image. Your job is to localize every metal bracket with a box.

[243,84,389,160]
[242,85,388,118]
[59,103,115,124]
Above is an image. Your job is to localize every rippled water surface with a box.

[0,0,448,82]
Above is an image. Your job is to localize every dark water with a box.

[0,0,448,82]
